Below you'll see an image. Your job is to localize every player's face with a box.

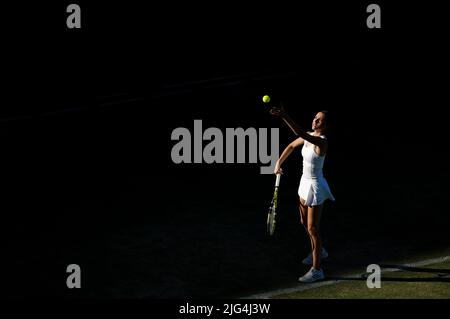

[312,112,326,131]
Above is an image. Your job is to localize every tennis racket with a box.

[267,173,281,236]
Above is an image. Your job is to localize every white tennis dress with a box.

[298,134,335,206]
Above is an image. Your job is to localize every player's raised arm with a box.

[269,105,327,150]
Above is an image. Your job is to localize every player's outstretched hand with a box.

[269,103,286,117]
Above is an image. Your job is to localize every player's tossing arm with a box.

[270,105,327,150]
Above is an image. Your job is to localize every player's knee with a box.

[307,225,317,236]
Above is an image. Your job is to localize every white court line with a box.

[242,255,450,299]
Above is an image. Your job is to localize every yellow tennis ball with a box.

[262,95,271,103]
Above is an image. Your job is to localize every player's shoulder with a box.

[308,132,327,140]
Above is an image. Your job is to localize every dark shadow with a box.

[326,276,450,283]
[327,262,450,276]
[326,263,450,283]
[378,264,450,275]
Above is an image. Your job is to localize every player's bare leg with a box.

[298,203,325,283]
[308,204,324,270]
[299,197,313,249]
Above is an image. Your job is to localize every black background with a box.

[2,0,449,305]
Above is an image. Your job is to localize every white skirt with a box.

[298,175,335,206]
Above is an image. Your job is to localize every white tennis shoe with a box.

[302,247,329,265]
[298,268,325,283]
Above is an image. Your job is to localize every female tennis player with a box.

[270,105,335,283]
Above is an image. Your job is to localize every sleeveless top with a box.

[301,134,327,179]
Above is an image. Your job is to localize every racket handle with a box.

[275,173,281,187]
